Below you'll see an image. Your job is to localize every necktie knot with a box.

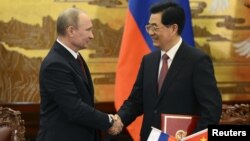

[77,55,82,64]
[162,54,169,62]
[76,55,84,70]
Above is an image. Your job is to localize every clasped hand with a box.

[108,114,124,135]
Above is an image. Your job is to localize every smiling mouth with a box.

[152,38,158,41]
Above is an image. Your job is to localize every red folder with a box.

[161,114,199,140]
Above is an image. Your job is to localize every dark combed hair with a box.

[150,1,185,35]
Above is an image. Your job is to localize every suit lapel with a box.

[54,41,93,94]
[155,43,188,105]
[70,55,94,95]
[78,54,94,95]
[150,51,162,96]
[70,60,91,85]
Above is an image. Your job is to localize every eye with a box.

[86,28,92,32]
[145,24,160,32]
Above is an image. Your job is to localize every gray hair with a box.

[56,8,83,35]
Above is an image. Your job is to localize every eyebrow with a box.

[85,26,93,31]
[147,23,158,26]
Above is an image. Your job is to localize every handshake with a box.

[108,114,124,135]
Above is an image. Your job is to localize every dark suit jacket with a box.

[36,41,111,141]
[117,41,222,141]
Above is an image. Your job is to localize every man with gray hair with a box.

[36,8,123,141]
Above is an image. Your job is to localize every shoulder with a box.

[42,50,63,66]
[180,42,210,61]
[41,47,72,73]
[143,49,161,60]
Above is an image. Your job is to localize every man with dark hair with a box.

[36,8,123,141]
[114,2,222,140]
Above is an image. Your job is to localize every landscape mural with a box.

[0,0,249,103]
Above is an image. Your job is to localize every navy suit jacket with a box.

[117,41,222,141]
[37,41,111,141]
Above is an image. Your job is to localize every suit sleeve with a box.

[192,55,222,131]
[41,62,111,130]
[117,58,145,126]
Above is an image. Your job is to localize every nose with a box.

[90,31,94,39]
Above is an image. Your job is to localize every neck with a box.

[57,36,78,53]
[162,36,180,52]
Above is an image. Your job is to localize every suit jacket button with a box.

[154,110,157,114]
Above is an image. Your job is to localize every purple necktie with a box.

[158,54,169,93]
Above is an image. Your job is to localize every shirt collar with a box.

[57,38,78,59]
[161,37,182,60]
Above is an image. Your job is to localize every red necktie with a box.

[76,55,88,80]
[158,54,169,93]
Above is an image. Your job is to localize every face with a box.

[146,13,176,51]
[69,13,94,51]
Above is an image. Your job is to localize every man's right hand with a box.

[107,114,124,135]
